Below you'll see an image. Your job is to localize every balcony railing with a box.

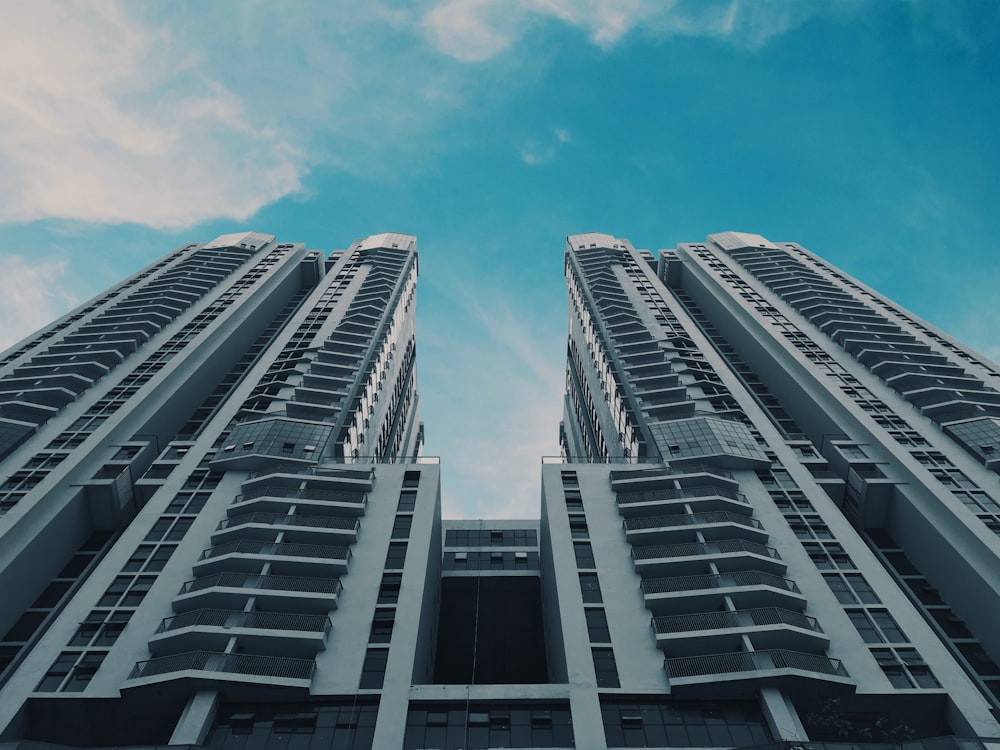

[180,573,343,596]
[617,485,748,506]
[640,571,799,596]
[624,511,762,532]
[234,485,366,505]
[609,464,735,482]
[130,651,315,681]
[199,541,351,562]
[632,539,779,561]
[218,512,359,532]
[664,649,847,679]
[157,608,331,634]
[652,607,820,635]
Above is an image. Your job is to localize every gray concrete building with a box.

[1,230,999,750]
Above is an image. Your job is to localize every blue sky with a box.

[1,0,997,518]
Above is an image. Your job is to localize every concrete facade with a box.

[0,230,999,750]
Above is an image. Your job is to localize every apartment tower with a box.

[0,230,998,749]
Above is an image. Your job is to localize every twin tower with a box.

[0,230,999,749]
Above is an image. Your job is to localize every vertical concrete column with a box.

[760,687,808,741]
[169,689,220,745]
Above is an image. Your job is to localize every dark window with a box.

[369,610,394,644]
[360,648,389,689]
[574,542,595,569]
[592,648,620,687]
[403,471,420,488]
[579,573,603,603]
[586,609,611,642]
[385,543,407,570]
[378,573,402,604]
[391,515,412,540]
[397,490,417,512]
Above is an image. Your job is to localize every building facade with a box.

[0,230,999,750]
[555,231,1000,746]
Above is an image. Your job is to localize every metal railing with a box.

[541,456,663,465]
[640,571,799,596]
[624,511,762,532]
[199,540,351,562]
[158,608,331,634]
[179,572,343,596]
[247,463,373,480]
[234,485,367,505]
[652,607,820,635]
[617,485,748,506]
[217,512,358,532]
[664,649,846,679]
[130,651,316,681]
[609,463,735,482]
[632,539,779,561]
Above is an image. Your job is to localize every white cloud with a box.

[421,276,564,518]
[520,126,572,166]
[421,0,847,62]
[0,1,306,228]
[0,255,77,351]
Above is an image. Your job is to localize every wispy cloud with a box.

[0,1,305,228]
[420,0,846,62]
[421,273,564,518]
[520,127,572,166]
[0,255,77,350]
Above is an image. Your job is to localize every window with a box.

[848,609,907,643]
[586,609,612,643]
[823,573,880,604]
[391,515,412,539]
[592,648,620,687]
[574,542,595,569]
[37,651,106,692]
[804,542,854,570]
[872,648,939,688]
[385,542,407,570]
[570,519,589,539]
[378,573,402,604]
[359,648,388,689]
[580,573,603,603]
[123,544,175,573]
[369,610,394,644]
[397,490,417,512]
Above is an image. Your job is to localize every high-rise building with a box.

[554,231,1000,745]
[1,229,999,750]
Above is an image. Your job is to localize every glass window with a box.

[592,648,620,688]
[579,573,603,603]
[586,609,612,643]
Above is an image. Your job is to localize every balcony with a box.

[616,485,750,517]
[128,650,315,692]
[632,540,783,577]
[175,572,343,613]
[652,607,826,655]
[194,541,351,576]
[609,464,736,488]
[231,484,367,516]
[664,648,851,698]
[150,608,331,656]
[213,512,359,544]
[640,571,804,614]
[623,511,766,545]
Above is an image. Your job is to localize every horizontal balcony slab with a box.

[641,572,805,615]
[126,651,315,699]
[624,511,767,545]
[664,648,852,699]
